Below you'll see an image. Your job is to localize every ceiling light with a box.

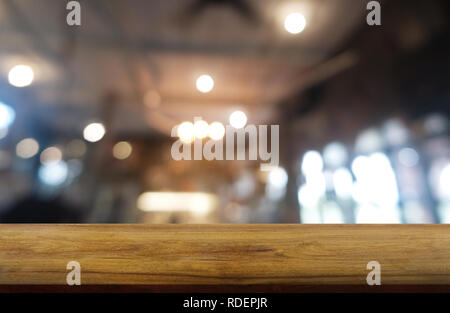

[177,121,195,143]
[83,123,105,143]
[284,12,306,34]
[196,74,214,93]
[8,65,34,87]
[193,120,209,139]
[229,111,247,129]
[208,121,225,140]
[137,192,217,215]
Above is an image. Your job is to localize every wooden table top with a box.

[0,224,449,292]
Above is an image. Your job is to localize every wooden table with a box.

[0,224,449,292]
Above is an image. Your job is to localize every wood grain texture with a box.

[0,224,449,291]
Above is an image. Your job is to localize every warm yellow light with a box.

[196,74,214,93]
[137,192,217,215]
[83,123,105,143]
[113,141,133,160]
[208,121,225,140]
[8,65,34,87]
[229,111,247,129]
[193,120,209,139]
[284,12,306,34]
[177,121,195,143]
[40,146,62,164]
[16,138,39,159]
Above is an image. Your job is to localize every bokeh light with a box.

[40,146,63,164]
[355,128,384,154]
[301,150,323,176]
[268,167,288,189]
[196,74,214,93]
[333,167,354,198]
[351,153,400,207]
[398,147,419,167]
[284,12,306,34]
[177,121,195,143]
[16,138,39,159]
[0,102,16,130]
[193,120,209,139]
[137,192,217,214]
[229,111,247,129]
[323,142,348,168]
[83,123,105,143]
[208,122,225,140]
[113,141,133,160]
[383,119,409,146]
[266,167,288,201]
[8,65,34,87]
[424,113,448,135]
[439,163,450,200]
[38,161,68,186]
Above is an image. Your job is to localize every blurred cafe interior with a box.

[0,0,449,224]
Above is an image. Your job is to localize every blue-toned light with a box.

[38,161,68,186]
[0,102,16,129]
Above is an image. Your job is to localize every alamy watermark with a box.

[66,1,81,26]
[170,117,279,171]
[66,260,81,286]
[367,1,381,26]
[66,1,381,27]
[366,260,381,285]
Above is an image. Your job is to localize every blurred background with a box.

[0,0,449,223]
